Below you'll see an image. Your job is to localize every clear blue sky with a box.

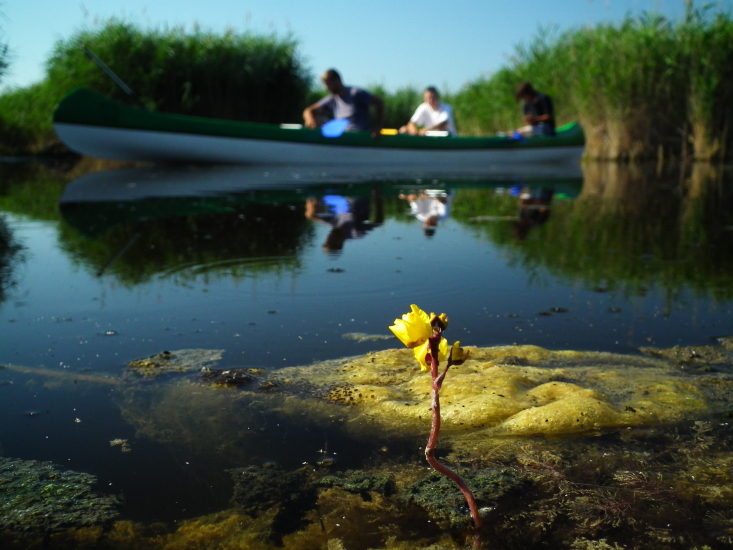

[2,0,731,93]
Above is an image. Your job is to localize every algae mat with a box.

[266,345,732,445]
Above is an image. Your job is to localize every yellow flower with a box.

[414,337,449,372]
[389,304,433,348]
[450,341,470,365]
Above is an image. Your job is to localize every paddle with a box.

[81,44,148,110]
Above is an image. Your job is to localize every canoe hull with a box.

[55,122,584,171]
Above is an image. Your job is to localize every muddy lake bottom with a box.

[1,160,733,549]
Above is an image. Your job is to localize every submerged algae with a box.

[401,468,522,529]
[6,417,733,549]
[0,457,119,536]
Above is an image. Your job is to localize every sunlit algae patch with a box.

[266,345,728,448]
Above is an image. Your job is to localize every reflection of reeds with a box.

[451,4,733,161]
[450,165,733,301]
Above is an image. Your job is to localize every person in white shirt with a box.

[399,86,456,136]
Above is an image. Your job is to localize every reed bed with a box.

[0,20,311,151]
[451,4,733,161]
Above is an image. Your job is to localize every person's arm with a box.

[303,102,324,129]
[399,121,420,135]
[525,96,554,124]
[370,94,384,139]
[419,120,449,134]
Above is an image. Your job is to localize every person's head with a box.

[321,69,344,94]
[424,86,440,109]
[515,82,536,102]
[422,214,439,237]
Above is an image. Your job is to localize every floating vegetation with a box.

[640,340,733,365]
[0,457,119,536]
[109,439,131,452]
[126,348,224,376]
[200,367,257,388]
[268,344,733,447]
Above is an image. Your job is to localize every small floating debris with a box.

[327,267,345,273]
[103,330,118,336]
[550,307,568,313]
[341,332,394,342]
[607,307,623,313]
[109,439,131,452]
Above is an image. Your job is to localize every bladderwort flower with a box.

[389,305,482,545]
[389,304,449,371]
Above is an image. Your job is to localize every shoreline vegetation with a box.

[0,3,732,161]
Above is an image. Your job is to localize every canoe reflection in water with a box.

[513,186,554,241]
[304,189,384,254]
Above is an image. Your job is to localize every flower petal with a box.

[413,337,449,371]
[389,305,433,348]
[413,341,431,372]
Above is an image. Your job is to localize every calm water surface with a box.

[1,161,732,529]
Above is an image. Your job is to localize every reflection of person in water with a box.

[513,187,554,241]
[305,189,384,253]
[398,190,454,237]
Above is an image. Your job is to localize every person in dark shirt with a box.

[515,82,555,137]
[302,69,384,139]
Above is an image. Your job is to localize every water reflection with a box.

[0,215,24,304]
[398,189,455,236]
[305,189,384,254]
[58,165,583,283]
[53,162,733,305]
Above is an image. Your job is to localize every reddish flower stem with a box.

[425,335,483,536]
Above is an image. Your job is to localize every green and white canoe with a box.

[53,87,585,169]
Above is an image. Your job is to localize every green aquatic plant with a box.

[389,305,481,538]
[0,457,119,536]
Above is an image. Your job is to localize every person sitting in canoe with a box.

[303,69,385,139]
[515,82,555,137]
[399,86,456,136]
